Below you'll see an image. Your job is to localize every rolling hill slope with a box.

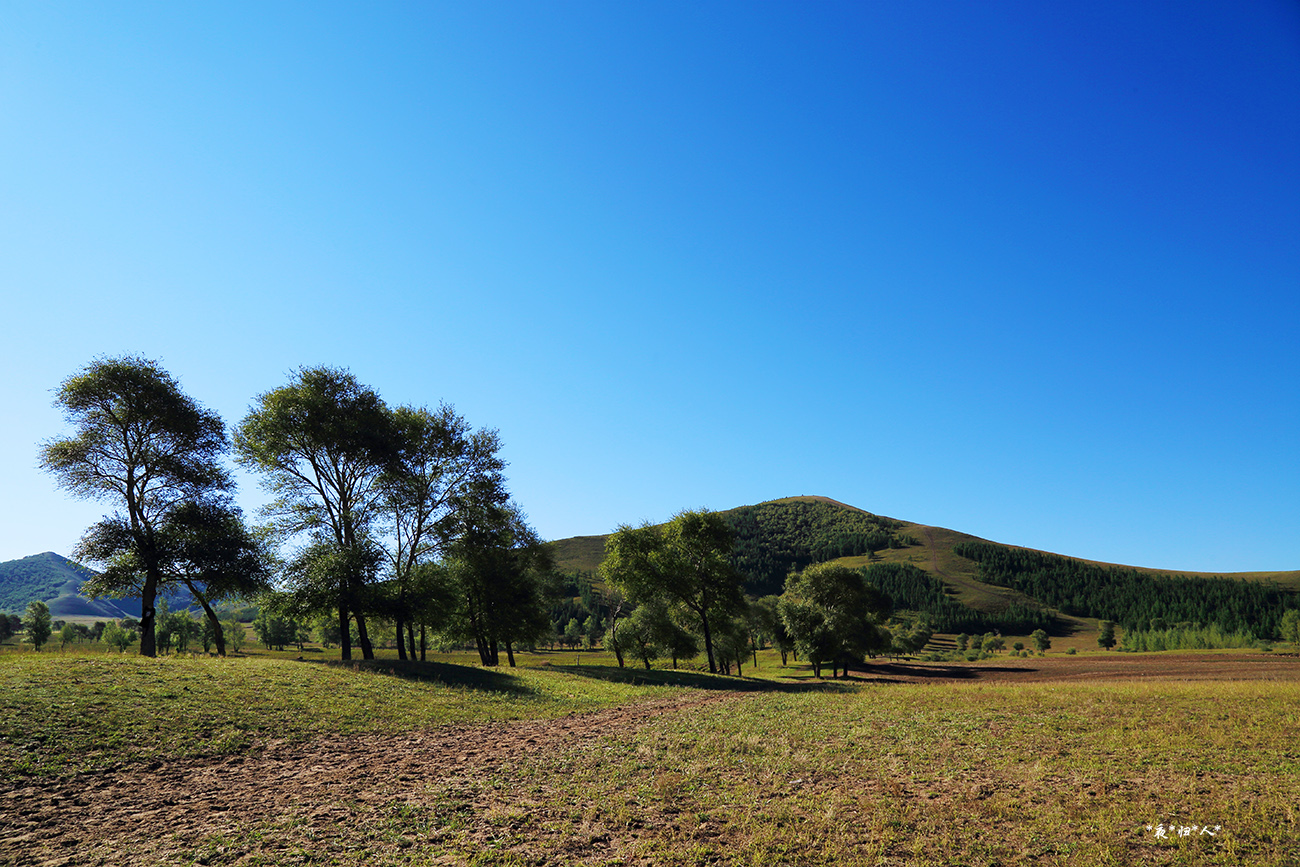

[547,495,1300,636]
[0,552,169,620]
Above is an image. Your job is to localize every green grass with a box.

[442,678,1300,866]
[0,652,689,777]
[6,651,1298,865]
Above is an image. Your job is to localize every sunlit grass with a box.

[0,652,687,777]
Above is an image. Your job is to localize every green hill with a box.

[0,552,132,620]
[547,495,1300,637]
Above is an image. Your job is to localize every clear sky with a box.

[2,2,1297,573]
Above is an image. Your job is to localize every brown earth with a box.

[846,651,1300,685]
[3,654,1297,866]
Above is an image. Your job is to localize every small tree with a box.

[224,619,246,653]
[1031,628,1051,654]
[1098,620,1116,650]
[1278,610,1300,647]
[564,617,582,649]
[24,601,53,651]
[981,635,1005,654]
[59,622,78,650]
[102,620,137,653]
[955,633,970,651]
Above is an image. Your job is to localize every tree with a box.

[752,595,793,665]
[379,404,506,661]
[1031,628,1052,654]
[253,608,298,651]
[1098,620,1117,650]
[1277,610,1300,646]
[223,619,246,653]
[41,356,233,657]
[0,614,16,645]
[235,366,398,660]
[981,635,1005,654]
[24,601,52,651]
[600,510,744,673]
[76,500,270,656]
[779,563,891,678]
[102,620,137,653]
[59,622,78,650]
[442,499,554,666]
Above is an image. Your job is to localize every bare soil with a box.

[847,651,1300,685]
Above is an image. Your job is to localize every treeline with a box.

[42,357,556,665]
[726,500,918,595]
[953,541,1297,638]
[861,562,1056,635]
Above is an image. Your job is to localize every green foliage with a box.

[253,609,300,651]
[1031,628,1051,653]
[235,366,397,660]
[1278,609,1300,646]
[600,510,744,674]
[100,620,136,653]
[724,500,915,594]
[860,561,1055,634]
[1120,624,1261,652]
[0,553,99,616]
[23,601,52,651]
[1097,620,1116,650]
[41,356,257,658]
[955,541,1294,638]
[779,562,890,677]
[441,499,554,666]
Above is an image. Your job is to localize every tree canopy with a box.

[779,562,891,678]
[40,356,240,656]
[600,509,744,674]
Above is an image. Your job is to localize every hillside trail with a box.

[0,689,742,866]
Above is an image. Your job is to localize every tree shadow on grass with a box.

[308,657,537,695]
[847,662,1038,682]
[549,664,856,693]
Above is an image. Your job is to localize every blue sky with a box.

[3,2,1297,573]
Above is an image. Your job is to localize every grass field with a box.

[2,650,1298,865]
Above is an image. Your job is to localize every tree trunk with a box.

[505,641,516,667]
[339,604,351,661]
[356,611,375,659]
[419,624,426,662]
[139,572,158,658]
[406,621,416,660]
[395,617,407,660]
[185,581,225,656]
[699,611,716,673]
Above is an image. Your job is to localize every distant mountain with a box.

[0,552,171,620]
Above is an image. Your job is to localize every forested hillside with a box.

[0,553,95,613]
[954,541,1298,638]
[725,498,919,595]
[861,562,1054,635]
